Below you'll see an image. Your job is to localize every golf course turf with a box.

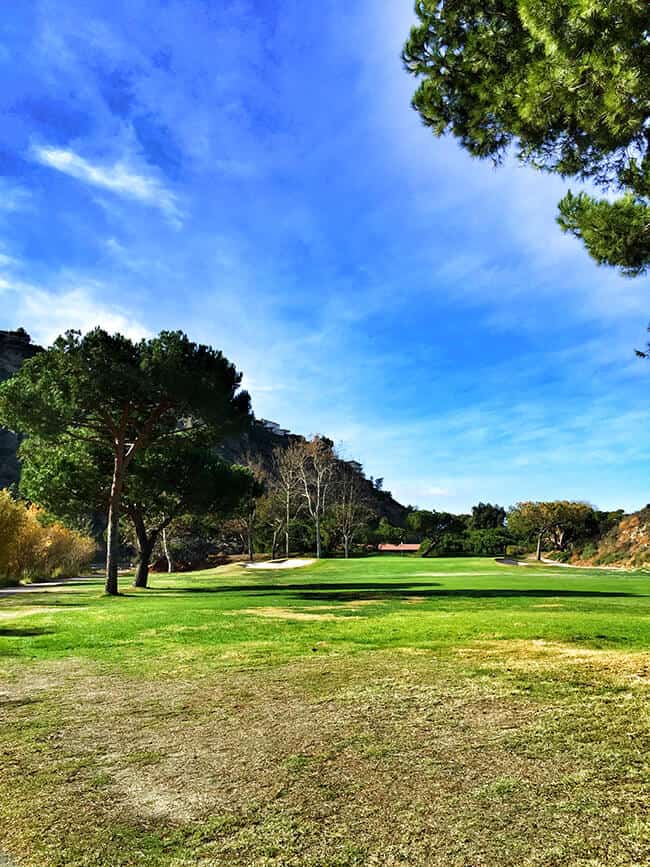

[1,556,649,865]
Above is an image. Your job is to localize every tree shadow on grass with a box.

[148,581,442,596]
[0,627,55,637]
[147,582,645,600]
[283,587,644,603]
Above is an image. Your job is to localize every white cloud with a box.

[240,374,287,395]
[0,274,150,346]
[32,145,182,226]
[426,486,451,497]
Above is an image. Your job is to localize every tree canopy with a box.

[0,328,251,593]
[19,436,256,588]
[471,502,506,530]
[403,0,650,275]
[507,500,594,560]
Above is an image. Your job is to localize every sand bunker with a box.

[243,558,316,570]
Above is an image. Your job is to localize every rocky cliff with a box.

[0,329,42,488]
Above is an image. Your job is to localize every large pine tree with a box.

[403,0,650,275]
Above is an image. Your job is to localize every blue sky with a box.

[1,0,649,513]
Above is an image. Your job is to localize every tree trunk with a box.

[343,535,349,559]
[247,521,253,561]
[132,514,154,589]
[105,452,125,595]
[315,514,321,559]
[271,528,279,560]
[536,532,543,561]
[420,538,436,558]
[133,542,154,588]
[162,527,173,573]
[285,493,290,558]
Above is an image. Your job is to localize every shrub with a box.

[0,491,95,585]
[0,491,28,581]
[419,533,468,557]
[421,529,514,557]
[594,551,621,566]
[505,545,528,558]
[580,543,598,560]
[548,549,572,563]
[466,528,513,556]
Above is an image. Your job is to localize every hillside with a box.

[220,419,409,525]
[572,507,650,568]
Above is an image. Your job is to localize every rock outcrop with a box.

[0,329,42,489]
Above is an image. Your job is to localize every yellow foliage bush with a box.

[0,491,96,584]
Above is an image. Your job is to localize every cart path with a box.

[0,576,100,597]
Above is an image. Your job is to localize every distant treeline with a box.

[375,501,627,561]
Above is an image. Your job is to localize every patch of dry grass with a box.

[1,644,649,866]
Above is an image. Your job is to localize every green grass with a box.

[1,556,649,865]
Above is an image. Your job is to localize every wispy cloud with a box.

[32,145,182,226]
[0,180,32,213]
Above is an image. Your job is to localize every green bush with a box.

[580,543,598,560]
[466,528,513,556]
[421,528,513,557]
[594,551,621,566]
[505,545,527,558]
[550,550,572,563]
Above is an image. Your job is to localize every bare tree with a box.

[256,490,286,559]
[226,455,266,560]
[274,443,304,558]
[294,436,336,559]
[161,526,174,573]
[331,463,372,558]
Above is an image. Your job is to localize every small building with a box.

[377,543,420,554]
[259,419,289,437]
